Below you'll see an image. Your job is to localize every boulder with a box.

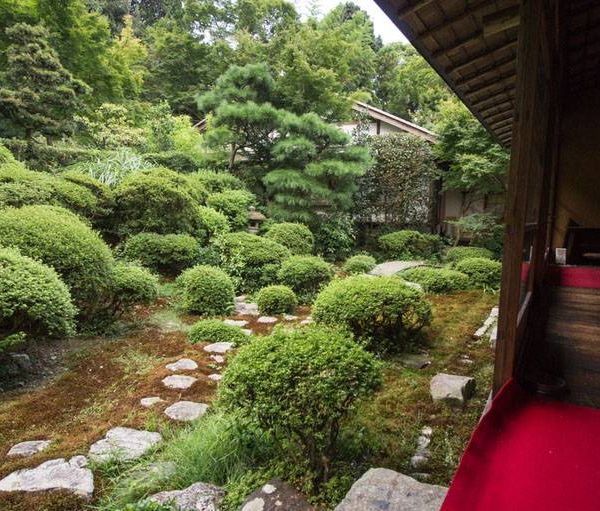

[334,468,447,511]
[165,358,198,372]
[9,353,32,372]
[241,478,314,511]
[149,481,224,511]
[0,456,94,498]
[7,440,51,458]
[430,373,476,406]
[162,375,197,390]
[88,427,162,462]
[257,316,278,324]
[400,354,431,370]
[203,342,234,354]
[223,319,248,327]
[164,401,209,422]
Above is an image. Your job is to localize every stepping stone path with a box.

[149,481,225,511]
[89,427,162,462]
[162,375,197,390]
[7,440,51,458]
[241,478,315,511]
[208,373,222,382]
[236,299,259,316]
[210,355,225,364]
[474,306,499,342]
[0,456,94,498]
[203,342,234,354]
[257,316,278,324]
[165,358,198,372]
[300,317,312,325]
[400,353,431,370]
[410,426,433,470]
[430,373,476,406]
[223,319,248,327]
[242,328,253,336]
[140,396,164,408]
[369,260,424,277]
[335,468,447,511]
[164,401,209,422]
[283,314,298,321]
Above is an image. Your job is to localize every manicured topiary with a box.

[121,233,201,275]
[0,205,114,313]
[445,246,494,265]
[256,285,298,315]
[399,267,471,294]
[214,232,291,292]
[108,262,159,317]
[264,223,314,255]
[188,319,247,345]
[189,171,245,194]
[0,247,77,339]
[343,254,377,275]
[206,189,255,231]
[218,325,382,475]
[379,230,444,260]
[196,205,230,244]
[455,257,502,289]
[277,255,334,303]
[313,275,432,352]
[176,265,235,315]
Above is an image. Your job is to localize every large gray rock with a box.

[430,373,476,406]
[164,401,209,422]
[149,481,224,511]
[7,440,51,458]
[140,396,164,408]
[223,319,248,327]
[369,260,424,277]
[162,375,197,390]
[88,427,162,462]
[0,455,94,498]
[165,358,198,372]
[335,468,447,511]
[203,342,234,354]
[257,316,278,324]
[241,479,314,511]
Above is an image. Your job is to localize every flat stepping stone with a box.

[430,373,476,406]
[300,318,313,325]
[149,481,225,510]
[283,314,298,321]
[241,478,314,510]
[208,374,222,382]
[242,328,253,336]
[203,342,234,354]
[89,427,162,462]
[7,440,51,458]
[165,358,198,372]
[210,355,225,364]
[140,396,164,408]
[400,354,431,370]
[223,319,248,327]
[236,302,259,315]
[162,375,197,390]
[164,401,209,422]
[0,455,93,498]
[235,295,247,303]
[257,316,278,324]
[369,260,424,277]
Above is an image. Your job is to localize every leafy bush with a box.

[0,205,114,313]
[0,248,77,341]
[445,246,494,264]
[197,206,230,244]
[189,171,245,194]
[343,254,376,275]
[60,170,115,219]
[455,257,502,289]
[146,151,200,173]
[206,189,255,231]
[188,319,247,345]
[379,230,444,260]
[313,214,355,262]
[264,223,313,255]
[107,262,159,317]
[218,325,382,477]
[256,285,297,314]
[449,213,504,258]
[176,265,235,315]
[277,255,334,303]
[67,148,152,186]
[121,233,201,275]
[313,275,432,352]
[215,233,291,292]
[399,267,471,294]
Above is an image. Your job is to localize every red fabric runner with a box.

[547,265,600,289]
[441,380,600,511]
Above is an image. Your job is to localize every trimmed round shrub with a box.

[379,230,444,260]
[455,257,502,289]
[188,319,247,345]
[256,285,298,315]
[264,223,314,255]
[218,325,382,474]
[313,275,432,352]
[121,233,201,275]
[313,214,355,261]
[108,262,159,317]
[215,233,291,292]
[206,189,255,231]
[189,171,245,194]
[197,205,230,244]
[399,267,471,294]
[0,248,77,339]
[176,265,235,315]
[343,254,377,275]
[0,205,114,312]
[277,255,334,303]
[445,246,494,265]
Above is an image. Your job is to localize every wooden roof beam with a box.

[397,0,435,18]
[482,5,520,37]
[479,98,514,116]
[489,117,513,130]
[455,55,515,87]
[471,86,516,109]
[486,109,513,124]
[447,39,518,76]
[432,30,484,59]
[464,73,516,98]
[494,125,513,137]
[415,0,496,39]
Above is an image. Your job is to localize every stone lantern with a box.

[247,206,266,234]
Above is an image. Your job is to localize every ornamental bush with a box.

[277,255,334,303]
[264,223,314,255]
[313,275,432,352]
[445,246,494,265]
[343,254,377,275]
[218,325,382,476]
[121,233,201,275]
[214,232,291,292]
[313,214,355,261]
[189,170,245,194]
[454,257,502,289]
[196,206,230,244]
[0,205,114,314]
[379,230,444,260]
[107,262,159,317]
[206,189,255,231]
[256,285,298,315]
[399,267,471,294]
[0,248,77,340]
[176,265,235,315]
[188,319,247,345]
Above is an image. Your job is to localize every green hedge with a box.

[399,267,471,294]
[108,262,159,317]
[145,151,200,173]
[277,255,334,303]
[188,319,247,345]
[196,206,230,244]
[256,285,298,315]
[264,223,314,255]
[445,246,494,265]
[176,265,235,315]
[343,254,377,275]
[379,230,444,260]
[206,189,255,231]
[189,171,245,194]
[455,257,502,289]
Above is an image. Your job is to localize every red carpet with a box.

[441,380,600,511]
[547,265,600,288]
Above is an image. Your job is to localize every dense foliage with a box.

[264,222,314,255]
[343,254,377,275]
[445,246,494,265]
[277,255,334,303]
[206,189,254,231]
[379,230,444,260]
[176,265,235,315]
[188,319,248,346]
[256,285,297,315]
[454,257,502,290]
[107,262,159,317]
[399,267,471,294]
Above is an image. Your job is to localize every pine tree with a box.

[0,23,90,140]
